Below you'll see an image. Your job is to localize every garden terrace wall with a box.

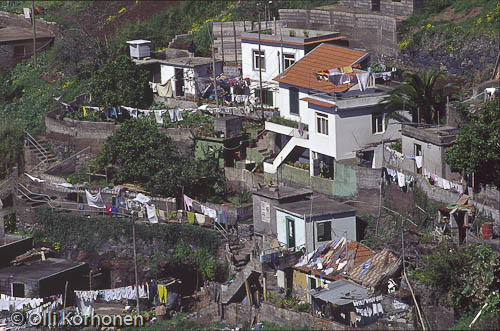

[45,108,119,141]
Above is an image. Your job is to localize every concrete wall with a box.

[45,109,119,140]
[278,8,402,57]
[401,134,456,179]
[45,147,92,176]
[0,236,33,268]
[202,201,253,225]
[339,0,423,16]
[225,167,264,191]
[304,213,357,253]
[253,194,278,236]
[335,104,401,160]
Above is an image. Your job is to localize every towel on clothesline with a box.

[86,190,105,209]
[415,156,422,169]
[146,204,158,223]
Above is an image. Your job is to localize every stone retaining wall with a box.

[45,109,119,140]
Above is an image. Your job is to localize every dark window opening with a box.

[289,87,299,115]
[317,222,332,242]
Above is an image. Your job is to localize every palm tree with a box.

[380,69,458,125]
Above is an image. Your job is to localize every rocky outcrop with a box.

[382,34,499,80]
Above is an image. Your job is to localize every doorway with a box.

[286,216,295,249]
[371,0,380,11]
[12,283,25,297]
[175,68,184,97]
[414,143,422,174]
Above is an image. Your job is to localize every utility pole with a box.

[220,23,224,65]
[31,0,37,67]
[232,21,239,79]
[211,21,219,107]
[258,14,264,121]
[132,215,140,314]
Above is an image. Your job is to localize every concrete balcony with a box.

[265,121,309,139]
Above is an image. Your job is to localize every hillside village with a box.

[0,0,499,330]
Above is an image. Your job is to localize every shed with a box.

[0,258,88,302]
[275,195,357,252]
[213,116,242,138]
[127,40,151,59]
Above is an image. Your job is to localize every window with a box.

[253,50,265,71]
[261,201,270,223]
[316,112,329,135]
[372,113,384,134]
[255,89,274,107]
[283,53,295,69]
[317,221,331,242]
[289,88,299,115]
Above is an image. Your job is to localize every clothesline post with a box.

[63,281,68,309]
[132,215,140,314]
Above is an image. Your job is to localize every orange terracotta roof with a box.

[273,43,367,93]
[348,248,401,288]
[293,238,375,281]
[301,97,336,108]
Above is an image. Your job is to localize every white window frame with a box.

[316,112,329,136]
[253,50,265,71]
[283,53,295,70]
[372,113,385,134]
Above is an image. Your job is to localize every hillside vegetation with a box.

[397,0,499,81]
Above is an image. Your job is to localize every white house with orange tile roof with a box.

[264,43,403,177]
[240,27,348,108]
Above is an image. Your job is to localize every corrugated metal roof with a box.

[273,43,368,93]
[311,279,370,305]
[293,237,375,281]
[347,248,401,288]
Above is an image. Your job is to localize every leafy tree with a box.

[413,243,500,313]
[0,121,24,178]
[94,119,225,201]
[89,55,152,108]
[381,69,458,124]
[445,99,500,187]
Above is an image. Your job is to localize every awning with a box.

[310,279,370,306]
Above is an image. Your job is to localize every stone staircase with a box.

[24,132,59,173]
[221,265,254,304]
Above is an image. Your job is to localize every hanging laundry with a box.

[195,213,206,224]
[168,109,176,122]
[146,204,158,223]
[105,205,113,218]
[342,66,353,73]
[83,105,87,117]
[356,72,370,91]
[187,212,195,224]
[157,79,174,97]
[25,173,45,183]
[175,109,183,121]
[442,179,451,190]
[85,190,105,208]
[111,206,118,217]
[184,195,194,210]
[154,110,164,124]
[133,193,151,204]
[397,172,405,188]
[415,155,423,169]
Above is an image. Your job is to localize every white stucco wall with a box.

[276,209,306,249]
[160,63,222,97]
[304,214,357,253]
[241,41,304,83]
[335,106,401,160]
[402,135,447,177]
